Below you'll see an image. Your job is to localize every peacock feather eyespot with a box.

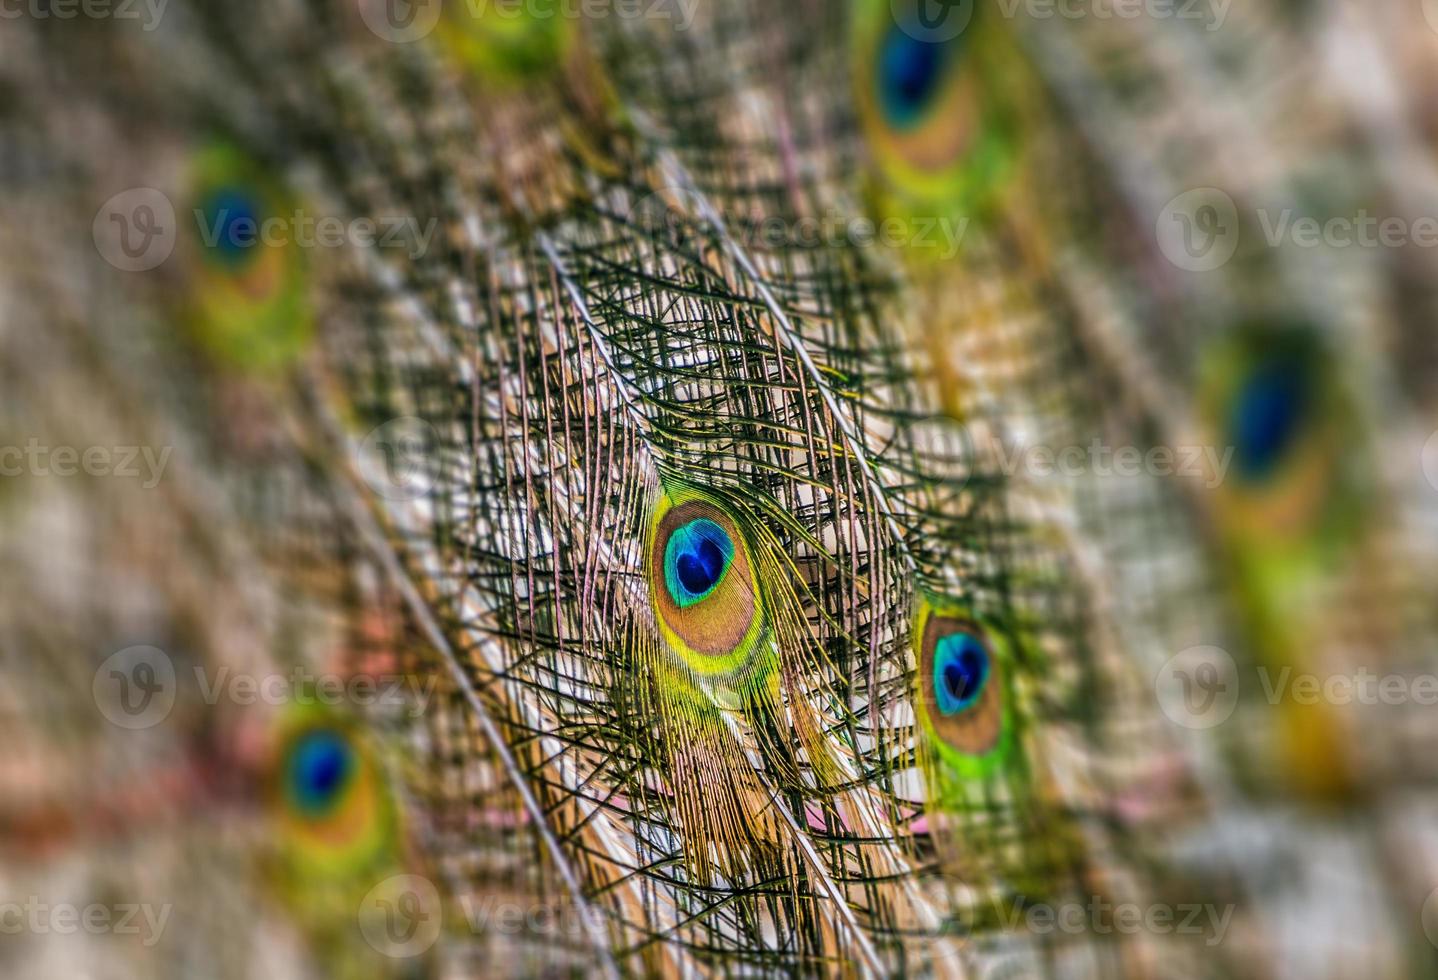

[854,0,1023,224]
[914,601,1017,779]
[647,488,765,677]
[1200,320,1354,545]
[1201,323,1366,797]
[183,143,311,374]
[271,714,395,877]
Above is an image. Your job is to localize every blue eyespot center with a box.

[933,632,989,715]
[199,187,264,268]
[663,518,735,608]
[877,22,952,130]
[1229,357,1309,482]
[288,729,354,816]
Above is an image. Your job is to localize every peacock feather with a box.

[6,1,1438,978]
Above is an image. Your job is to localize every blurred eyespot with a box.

[183,144,311,374]
[272,718,394,877]
[431,7,626,181]
[433,0,571,83]
[875,24,953,132]
[853,0,1023,219]
[912,603,1050,888]
[1200,321,1354,543]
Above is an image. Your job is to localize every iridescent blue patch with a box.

[198,187,263,269]
[933,631,989,715]
[1229,357,1309,482]
[287,729,353,816]
[876,22,951,131]
[663,518,735,608]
